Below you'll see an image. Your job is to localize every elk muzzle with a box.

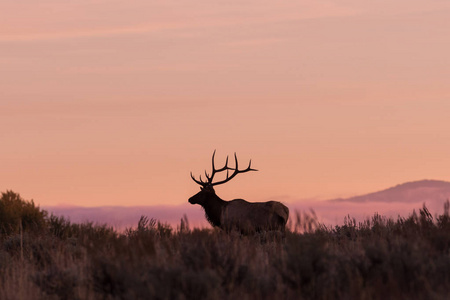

[188,196,196,204]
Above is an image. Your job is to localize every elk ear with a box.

[200,187,205,191]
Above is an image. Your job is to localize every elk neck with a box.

[201,193,228,227]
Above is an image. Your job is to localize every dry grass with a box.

[1,193,449,299]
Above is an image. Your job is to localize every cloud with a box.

[1,1,359,42]
[3,0,450,43]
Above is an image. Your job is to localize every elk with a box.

[189,151,289,234]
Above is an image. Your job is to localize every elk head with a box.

[189,150,257,205]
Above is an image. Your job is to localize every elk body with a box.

[189,151,289,234]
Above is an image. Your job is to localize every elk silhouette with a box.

[189,151,289,233]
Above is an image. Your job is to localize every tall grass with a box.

[1,191,449,299]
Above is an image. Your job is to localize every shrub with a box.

[0,191,47,236]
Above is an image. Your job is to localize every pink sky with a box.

[2,1,450,208]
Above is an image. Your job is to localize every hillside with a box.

[290,180,450,226]
[2,191,450,299]
[331,180,450,204]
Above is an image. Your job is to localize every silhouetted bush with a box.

[0,191,47,235]
[47,214,74,239]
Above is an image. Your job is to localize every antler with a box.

[190,150,257,187]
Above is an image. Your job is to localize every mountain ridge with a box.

[330,179,450,203]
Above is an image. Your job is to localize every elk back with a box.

[221,200,289,233]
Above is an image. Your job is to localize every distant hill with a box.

[289,179,450,225]
[331,180,450,204]
[45,180,450,228]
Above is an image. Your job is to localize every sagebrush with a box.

[1,191,449,299]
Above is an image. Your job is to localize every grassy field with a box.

[1,191,449,300]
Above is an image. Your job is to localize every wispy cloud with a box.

[1,1,359,42]
[3,0,449,43]
[0,23,181,42]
